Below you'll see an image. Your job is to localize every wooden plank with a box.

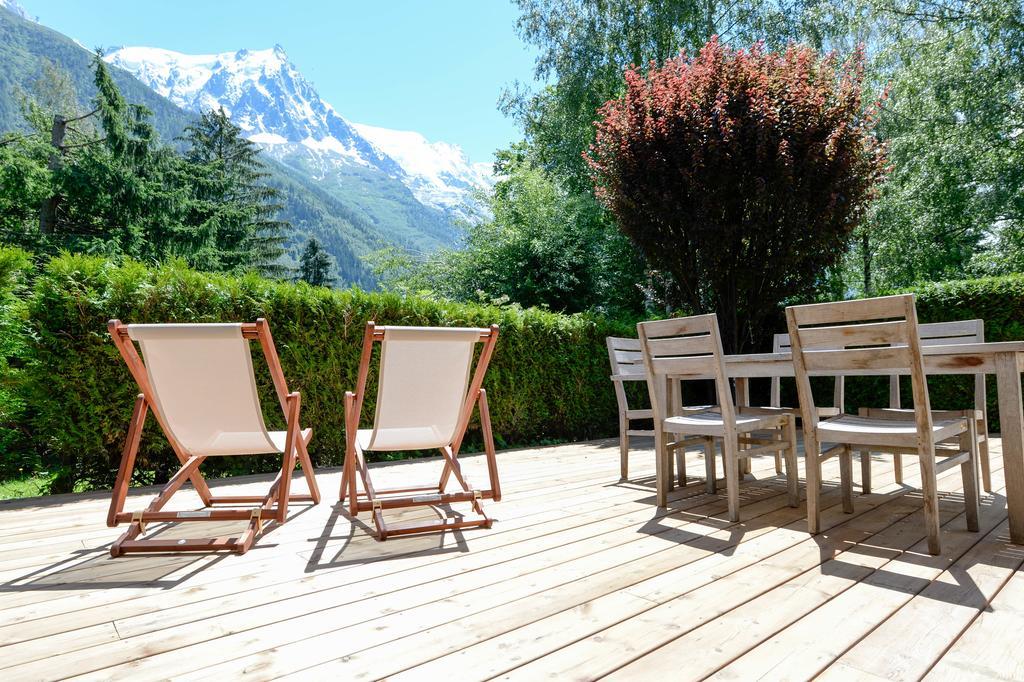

[644,335,714,357]
[638,315,715,339]
[614,475,1007,681]
[995,351,1024,544]
[706,498,1007,680]
[788,295,908,326]
[818,520,1022,681]
[925,566,1024,681]
[798,320,908,350]
[494,460,978,681]
[2,473,786,676]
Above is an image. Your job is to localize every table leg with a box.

[994,352,1024,544]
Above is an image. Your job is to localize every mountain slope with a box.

[0,3,192,142]
[104,46,492,224]
[0,2,378,285]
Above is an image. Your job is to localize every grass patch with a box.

[0,474,54,500]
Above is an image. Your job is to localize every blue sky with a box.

[19,0,538,162]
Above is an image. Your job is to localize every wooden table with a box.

[672,341,1024,544]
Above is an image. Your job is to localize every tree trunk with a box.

[862,229,872,296]
[39,114,66,235]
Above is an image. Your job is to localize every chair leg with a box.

[619,416,629,481]
[979,432,992,493]
[962,423,981,533]
[655,429,670,507]
[918,448,943,555]
[839,445,854,514]
[893,453,904,485]
[784,420,799,508]
[860,450,872,494]
[806,444,822,534]
[723,435,741,522]
[774,451,783,475]
[704,437,717,494]
[676,448,686,488]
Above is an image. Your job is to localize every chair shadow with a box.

[0,503,314,592]
[813,490,1022,607]
[302,502,472,572]
[628,455,1015,608]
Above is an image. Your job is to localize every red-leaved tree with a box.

[586,38,888,352]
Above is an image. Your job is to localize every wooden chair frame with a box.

[786,295,980,555]
[340,322,502,540]
[638,314,799,520]
[607,337,655,480]
[106,319,321,556]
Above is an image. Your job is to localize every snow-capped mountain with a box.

[0,0,33,21]
[104,45,492,219]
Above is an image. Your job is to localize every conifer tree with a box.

[180,107,288,276]
[296,237,336,287]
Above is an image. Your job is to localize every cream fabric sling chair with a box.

[106,319,321,557]
[786,294,981,555]
[341,322,502,540]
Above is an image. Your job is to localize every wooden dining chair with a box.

[607,337,656,480]
[859,319,991,493]
[340,322,501,540]
[637,314,800,520]
[106,320,320,556]
[786,294,981,555]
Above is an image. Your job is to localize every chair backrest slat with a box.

[771,332,845,410]
[126,323,277,456]
[797,320,910,350]
[787,295,908,326]
[607,337,646,378]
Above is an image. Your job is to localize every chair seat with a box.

[662,409,787,437]
[817,414,966,448]
[269,428,313,453]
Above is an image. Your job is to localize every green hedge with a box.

[8,248,1024,494]
[21,252,633,491]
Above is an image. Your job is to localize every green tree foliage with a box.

[829,0,1024,293]
[506,0,818,188]
[373,149,646,316]
[180,107,288,276]
[0,54,291,277]
[296,236,336,287]
[586,40,888,352]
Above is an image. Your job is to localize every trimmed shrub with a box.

[23,253,633,491]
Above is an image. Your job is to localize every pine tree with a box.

[180,107,288,276]
[296,237,336,287]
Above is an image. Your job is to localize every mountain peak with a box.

[0,0,35,21]
[106,45,492,218]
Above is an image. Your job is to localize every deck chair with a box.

[860,319,991,493]
[341,322,501,540]
[106,319,320,556]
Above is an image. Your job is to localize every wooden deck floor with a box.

[1,437,1022,681]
